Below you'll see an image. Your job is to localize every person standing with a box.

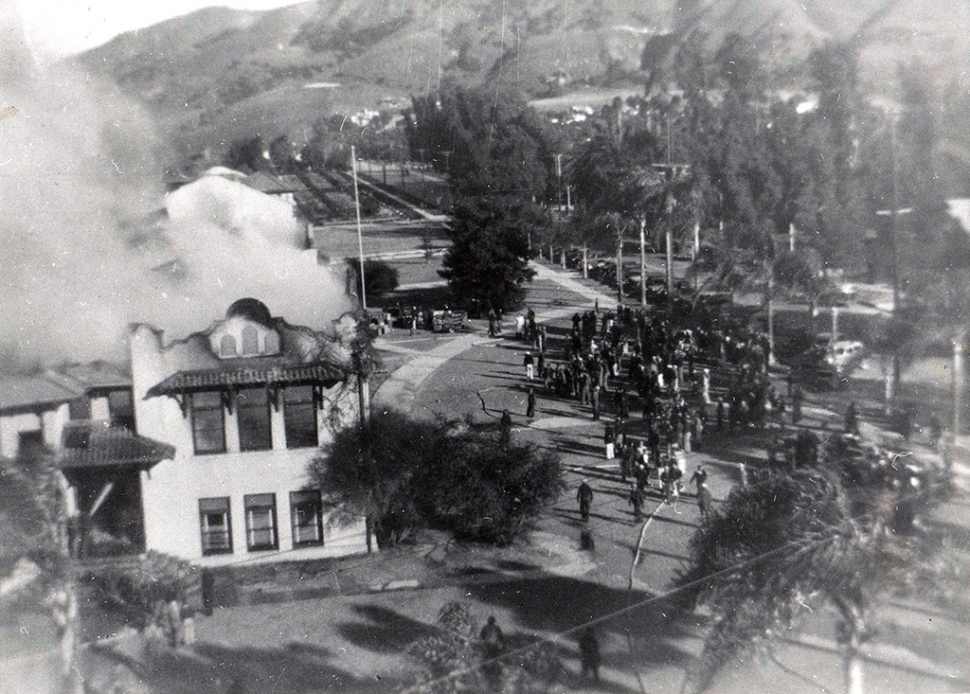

[629,485,644,522]
[697,481,713,522]
[578,627,601,680]
[526,387,537,419]
[591,386,601,421]
[689,465,709,495]
[499,410,513,445]
[480,615,505,688]
[524,352,535,381]
[577,481,593,522]
[604,420,616,460]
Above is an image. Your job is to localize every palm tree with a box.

[674,446,950,694]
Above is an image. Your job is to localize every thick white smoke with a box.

[0,14,352,368]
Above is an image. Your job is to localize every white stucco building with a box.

[1,299,369,566]
[129,298,367,565]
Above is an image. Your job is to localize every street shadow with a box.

[556,439,605,456]
[337,604,439,654]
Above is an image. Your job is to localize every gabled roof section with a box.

[54,362,131,392]
[58,421,175,471]
[0,373,83,415]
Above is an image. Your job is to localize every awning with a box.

[145,362,345,398]
[58,422,175,472]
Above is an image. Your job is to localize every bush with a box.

[417,429,565,546]
[88,551,196,628]
[345,258,400,299]
[308,411,564,548]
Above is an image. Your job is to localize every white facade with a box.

[129,306,368,566]
[0,404,70,459]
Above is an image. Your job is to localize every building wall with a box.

[0,404,70,459]
[140,445,367,564]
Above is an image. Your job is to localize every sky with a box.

[16,0,300,58]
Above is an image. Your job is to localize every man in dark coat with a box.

[577,481,593,522]
[526,387,537,419]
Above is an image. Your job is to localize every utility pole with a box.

[639,220,648,307]
[351,145,367,310]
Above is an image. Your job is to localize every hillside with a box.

[69,0,969,157]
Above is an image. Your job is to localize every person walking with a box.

[591,386,601,421]
[577,481,593,522]
[689,465,709,495]
[526,387,537,419]
[578,627,600,681]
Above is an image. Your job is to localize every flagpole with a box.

[351,145,367,310]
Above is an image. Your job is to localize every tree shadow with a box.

[337,604,439,654]
[463,576,696,672]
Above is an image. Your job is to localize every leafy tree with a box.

[417,428,564,546]
[675,449,951,694]
[307,410,564,549]
[307,410,443,549]
[439,196,539,312]
[404,85,554,203]
[225,135,266,172]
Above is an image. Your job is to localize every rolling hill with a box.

[68,0,969,157]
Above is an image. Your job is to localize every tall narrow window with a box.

[199,497,232,555]
[108,390,135,430]
[192,392,225,455]
[237,388,272,451]
[284,386,317,449]
[244,494,277,551]
[241,326,259,355]
[290,490,323,547]
[219,334,237,357]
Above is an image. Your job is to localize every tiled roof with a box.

[58,421,175,471]
[145,361,345,398]
[0,374,82,414]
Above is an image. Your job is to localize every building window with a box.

[290,490,323,547]
[108,390,135,430]
[199,497,232,555]
[244,494,277,551]
[284,386,317,449]
[69,397,91,420]
[237,388,272,451]
[242,326,259,355]
[220,334,237,357]
[264,331,280,353]
[192,392,226,455]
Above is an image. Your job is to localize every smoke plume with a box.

[0,14,352,369]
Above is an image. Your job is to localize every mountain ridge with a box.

[68,0,967,155]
